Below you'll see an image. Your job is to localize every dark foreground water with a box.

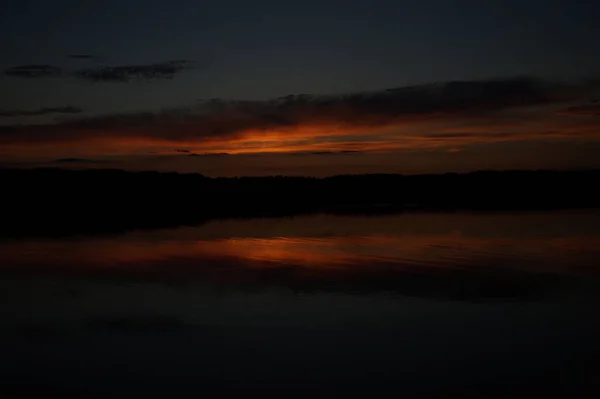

[1,210,599,397]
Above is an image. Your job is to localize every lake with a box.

[1,210,599,397]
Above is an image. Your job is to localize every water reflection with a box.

[1,211,599,301]
[1,211,600,397]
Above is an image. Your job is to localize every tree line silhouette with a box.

[2,167,600,238]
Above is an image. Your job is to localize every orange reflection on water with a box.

[1,231,600,276]
[204,237,356,267]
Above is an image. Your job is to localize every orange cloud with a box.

[1,76,599,162]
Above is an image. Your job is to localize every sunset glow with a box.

[2,76,599,175]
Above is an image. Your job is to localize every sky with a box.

[1,0,600,176]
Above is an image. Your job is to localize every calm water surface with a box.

[1,210,599,397]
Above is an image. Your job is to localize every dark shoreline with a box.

[2,167,600,239]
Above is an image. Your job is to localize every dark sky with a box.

[1,0,600,175]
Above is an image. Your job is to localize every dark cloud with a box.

[310,150,362,155]
[73,60,195,82]
[0,77,596,146]
[188,152,230,157]
[426,132,483,139]
[288,150,364,156]
[182,77,591,137]
[4,64,63,78]
[4,59,197,82]
[0,106,83,117]
[560,103,600,116]
[174,149,191,153]
[52,158,106,164]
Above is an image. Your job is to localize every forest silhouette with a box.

[2,168,600,238]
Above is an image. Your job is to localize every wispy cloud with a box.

[307,150,362,156]
[74,60,195,82]
[558,102,600,116]
[3,59,199,82]
[4,64,63,78]
[188,152,230,157]
[52,157,106,164]
[0,106,83,118]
